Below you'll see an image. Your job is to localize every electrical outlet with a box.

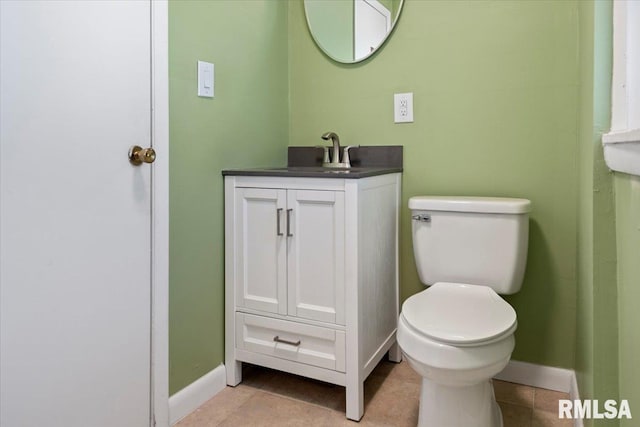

[394,92,414,123]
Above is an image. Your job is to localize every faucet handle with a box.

[342,145,359,168]
[315,145,330,164]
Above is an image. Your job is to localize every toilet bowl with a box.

[397,283,517,427]
[399,196,531,427]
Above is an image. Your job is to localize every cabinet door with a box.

[235,188,287,314]
[287,190,345,324]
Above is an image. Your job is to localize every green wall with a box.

[289,0,580,368]
[575,2,617,424]
[615,174,640,426]
[575,2,595,404]
[590,1,618,408]
[575,0,596,404]
[168,0,289,394]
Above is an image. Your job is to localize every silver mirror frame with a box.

[304,0,405,64]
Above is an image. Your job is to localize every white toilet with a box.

[397,196,531,427]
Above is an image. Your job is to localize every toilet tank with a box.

[409,196,531,295]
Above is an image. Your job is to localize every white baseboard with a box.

[568,373,584,427]
[494,360,584,427]
[169,364,227,425]
[494,360,575,394]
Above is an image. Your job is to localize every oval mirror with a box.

[304,0,404,64]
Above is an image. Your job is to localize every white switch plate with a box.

[197,60,214,98]
[394,92,413,123]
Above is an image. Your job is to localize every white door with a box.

[235,188,288,315]
[354,0,391,61]
[1,2,154,426]
[287,190,345,325]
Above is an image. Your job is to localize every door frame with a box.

[151,1,170,426]
[0,1,169,424]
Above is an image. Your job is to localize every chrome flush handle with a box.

[412,214,431,223]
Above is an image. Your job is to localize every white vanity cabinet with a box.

[233,187,345,323]
[224,173,401,421]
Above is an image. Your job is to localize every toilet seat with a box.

[401,282,517,346]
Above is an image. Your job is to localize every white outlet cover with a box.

[394,92,414,123]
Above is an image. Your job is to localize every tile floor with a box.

[177,360,572,427]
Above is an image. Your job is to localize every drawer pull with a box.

[273,336,301,346]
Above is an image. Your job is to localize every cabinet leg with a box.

[226,360,242,386]
[388,341,402,363]
[345,380,364,421]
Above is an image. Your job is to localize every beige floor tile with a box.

[318,410,387,427]
[531,409,573,427]
[499,401,533,427]
[369,359,421,385]
[533,388,570,413]
[242,365,346,411]
[176,385,257,427]
[357,372,420,426]
[218,391,342,427]
[493,379,535,408]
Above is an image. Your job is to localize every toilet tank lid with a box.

[409,196,531,214]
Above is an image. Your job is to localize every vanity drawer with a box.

[235,312,345,372]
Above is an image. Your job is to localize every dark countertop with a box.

[222,145,403,179]
[222,166,402,179]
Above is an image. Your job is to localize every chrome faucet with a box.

[320,132,358,168]
[321,132,341,165]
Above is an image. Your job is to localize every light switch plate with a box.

[394,92,413,123]
[197,61,214,98]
